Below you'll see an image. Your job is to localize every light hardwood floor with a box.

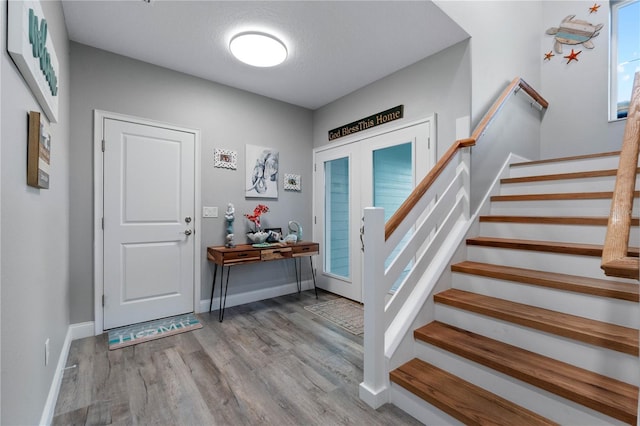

[53,290,421,425]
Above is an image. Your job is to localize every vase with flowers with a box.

[245,204,270,244]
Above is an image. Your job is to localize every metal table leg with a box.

[309,256,318,298]
[219,266,231,322]
[294,258,302,293]
[209,264,218,312]
[292,256,318,298]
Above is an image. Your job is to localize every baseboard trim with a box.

[359,381,389,409]
[69,321,96,340]
[198,279,314,313]
[39,321,95,426]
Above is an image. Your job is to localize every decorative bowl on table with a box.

[247,231,269,244]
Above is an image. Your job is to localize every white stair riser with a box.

[390,384,464,426]
[489,199,638,217]
[414,341,630,425]
[499,176,633,195]
[508,156,622,178]
[451,273,638,328]
[466,246,639,284]
[434,304,639,385]
[479,222,640,246]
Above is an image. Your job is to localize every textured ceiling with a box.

[61,1,469,110]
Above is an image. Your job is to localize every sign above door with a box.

[328,105,404,141]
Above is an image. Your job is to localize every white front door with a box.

[314,120,435,302]
[102,118,196,329]
[314,144,363,301]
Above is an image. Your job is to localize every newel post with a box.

[359,207,389,408]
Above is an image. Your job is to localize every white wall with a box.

[540,0,626,157]
[313,40,471,159]
[69,43,314,324]
[436,0,626,158]
[435,1,543,130]
[1,1,71,424]
[427,2,545,210]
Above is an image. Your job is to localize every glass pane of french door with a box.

[373,143,413,291]
[373,143,413,219]
[324,157,350,279]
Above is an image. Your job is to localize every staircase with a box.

[389,152,640,425]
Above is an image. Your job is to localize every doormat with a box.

[108,313,202,350]
[304,298,364,335]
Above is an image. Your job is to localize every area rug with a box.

[304,298,364,335]
[108,313,202,350]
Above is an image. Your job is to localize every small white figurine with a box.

[225,203,235,221]
[225,203,235,247]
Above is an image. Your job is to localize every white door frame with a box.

[312,115,437,300]
[93,110,202,335]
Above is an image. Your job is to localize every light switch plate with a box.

[203,206,218,218]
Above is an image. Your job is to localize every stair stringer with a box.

[385,153,527,372]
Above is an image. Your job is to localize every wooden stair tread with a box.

[491,191,640,202]
[451,261,639,302]
[413,322,639,424]
[466,236,640,258]
[390,358,559,426]
[479,215,640,226]
[434,289,639,355]
[501,168,639,184]
[510,151,622,167]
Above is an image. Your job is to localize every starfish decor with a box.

[589,3,601,13]
[544,51,555,61]
[564,49,581,64]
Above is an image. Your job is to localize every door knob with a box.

[184,229,193,236]
[185,216,192,223]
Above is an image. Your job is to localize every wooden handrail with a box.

[472,77,548,141]
[385,77,548,241]
[385,138,475,240]
[602,72,640,279]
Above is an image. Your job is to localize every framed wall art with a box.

[245,144,279,198]
[27,111,51,189]
[8,1,60,123]
[214,148,237,169]
[284,173,301,191]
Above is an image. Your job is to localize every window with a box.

[324,157,350,279]
[611,0,640,120]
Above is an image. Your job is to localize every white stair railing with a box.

[359,77,548,408]
[359,146,471,407]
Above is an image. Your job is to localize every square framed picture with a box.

[284,173,301,191]
[214,148,237,169]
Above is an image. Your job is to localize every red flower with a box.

[244,204,269,230]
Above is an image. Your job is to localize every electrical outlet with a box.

[44,338,50,366]
[203,206,218,218]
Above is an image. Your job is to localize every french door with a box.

[314,120,435,302]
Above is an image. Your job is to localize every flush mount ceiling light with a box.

[229,32,288,67]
